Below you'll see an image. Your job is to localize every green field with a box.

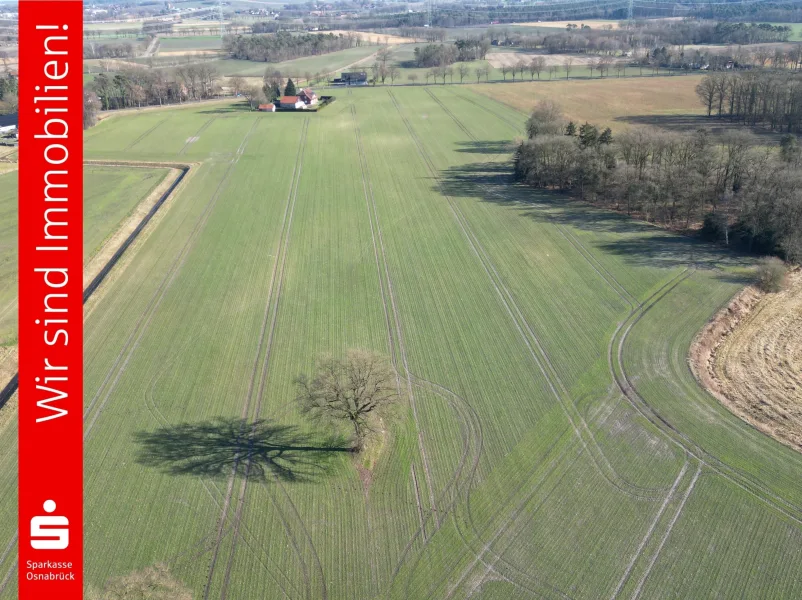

[158,35,224,51]
[0,85,801,598]
[0,166,169,347]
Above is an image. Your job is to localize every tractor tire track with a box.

[611,271,802,526]
[445,87,523,133]
[447,435,582,600]
[440,81,802,527]
[392,88,664,502]
[351,104,485,582]
[0,128,259,584]
[630,464,702,600]
[610,458,692,600]
[84,120,261,440]
[350,103,441,528]
[204,118,313,600]
[141,342,305,600]
[125,116,170,151]
[446,429,576,599]
[179,117,216,155]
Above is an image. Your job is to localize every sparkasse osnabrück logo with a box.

[30,500,69,550]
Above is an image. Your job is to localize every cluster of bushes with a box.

[223,31,357,63]
[514,101,802,261]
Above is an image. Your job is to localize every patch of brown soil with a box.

[690,269,802,452]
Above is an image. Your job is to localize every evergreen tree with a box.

[284,78,296,96]
[565,121,577,136]
[599,128,613,145]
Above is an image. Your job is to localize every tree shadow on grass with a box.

[438,159,752,282]
[614,114,786,143]
[453,140,517,154]
[133,418,351,483]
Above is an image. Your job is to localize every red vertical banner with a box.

[18,1,83,598]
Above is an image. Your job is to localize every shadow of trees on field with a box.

[453,140,517,155]
[133,418,351,483]
[614,114,786,143]
[437,157,750,279]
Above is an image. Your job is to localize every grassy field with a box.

[469,75,706,128]
[0,82,800,598]
[158,35,224,51]
[0,166,170,347]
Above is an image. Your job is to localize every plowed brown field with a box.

[692,270,802,451]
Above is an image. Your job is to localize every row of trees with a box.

[696,71,802,133]
[514,101,802,261]
[90,64,221,111]
[83,41,141,59]
[223,31,358,63]
[412,38,491,68]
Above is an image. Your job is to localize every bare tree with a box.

[516,59,527,81]
[295,350,398,452]
[229,76,246,97]
[549,65,559,79]
[389,65,400,85]
[458,63,470,84]
[564,57,573,79]
[529,56,545,80]
[242,86,263,110]
[408,73,418,85]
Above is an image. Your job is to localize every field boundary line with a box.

[83,120,261,439]
[0,161,193,411]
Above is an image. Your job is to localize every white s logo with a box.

[30,500,69,550]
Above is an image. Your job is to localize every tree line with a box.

[223,31,358,63]
[696,71,802,133]
[89,64,221,111]
[514,101,802,261]
[412,38,491,68]
[83,40,141,59]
